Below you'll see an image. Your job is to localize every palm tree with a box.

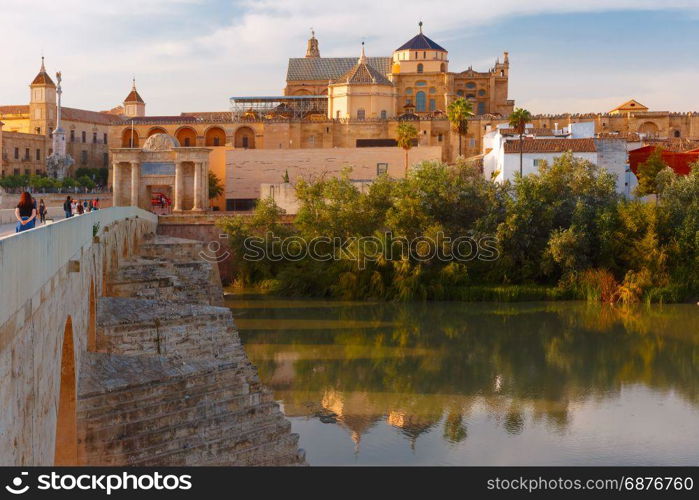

[508,108,532,176]
[447,98,474,157]
[208,171,224,200]
[396,122,419,178]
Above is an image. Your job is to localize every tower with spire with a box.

[305,28,320,58]
[29,56,57,136]
[123,78,146,117]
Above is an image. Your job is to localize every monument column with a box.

[130,161,139,207]
[112,163,122,206]
[174,161,184,211]
[193,161,203,211]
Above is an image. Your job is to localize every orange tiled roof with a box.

[62,107,124,125]
[503,138,597,154]
[499,127,559,136]
[0,105,29,117]
[180,111,232,121]
[124,89,144,104]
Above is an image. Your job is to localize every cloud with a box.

[1,0,698,114]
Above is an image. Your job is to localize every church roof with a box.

[31,58,55,86]
[286,57,391,82]
[396,32,446,52]
[336,55,392,86]
[609,99,648,113]
[124,88,145,104]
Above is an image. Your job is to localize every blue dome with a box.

[396,32,446,52]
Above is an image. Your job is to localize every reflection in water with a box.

[229,296,699,465]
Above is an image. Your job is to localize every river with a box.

[227,296,699,465]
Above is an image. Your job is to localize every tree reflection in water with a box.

[229,297,699,454]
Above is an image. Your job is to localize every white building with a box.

[482,121,637,196]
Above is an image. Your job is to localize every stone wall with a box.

[226,145,443,200]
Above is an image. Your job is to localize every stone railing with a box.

[0,206,157,329]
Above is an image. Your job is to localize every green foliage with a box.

[77,175,96,189]
[508,107,533,134]
[447,98,474,156]
[396,122,418,151]
[74,167,108,185]
[218,155,699,303]
[634,147,668,197]
[208,171,224,200]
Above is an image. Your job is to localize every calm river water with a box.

[227,296,699,465]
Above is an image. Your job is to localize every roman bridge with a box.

[0,208,157,465]
[0,208,303,466]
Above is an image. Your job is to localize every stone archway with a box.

[205,126,226,147]
[638,121,659,136]
[147,127,167,137]
[121,128,139,148]
[234,127,255,149]
[175,127,197,147]
[54,316,77,465]
[87,280,96,351]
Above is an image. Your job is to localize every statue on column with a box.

[46,71,74,179]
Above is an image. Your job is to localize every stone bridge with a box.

[0,208,303,466]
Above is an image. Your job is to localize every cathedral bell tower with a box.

[305,29,320,58]
[123,78,146,117]
[29,56,57,136]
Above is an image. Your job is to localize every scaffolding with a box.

[229,95,328,121]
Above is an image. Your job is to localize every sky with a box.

[2,0,699,116]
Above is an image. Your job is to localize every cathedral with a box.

[286,23,514,119]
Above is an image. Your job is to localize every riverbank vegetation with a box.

[218,153,699,303]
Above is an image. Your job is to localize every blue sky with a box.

[2,0,699,115]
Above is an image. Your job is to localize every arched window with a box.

[429,99,436,111]
[357,109,365,120]
[380,110,387,119]
[478,89,486,97]
[416,91,426,112]
[417,63,424,73]
[674,130,681,138]
[416,81,427,86]
[466,82,476,89]
[429,87,436,94]
[406,88,413,94]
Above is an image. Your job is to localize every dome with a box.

[142,133,180,151]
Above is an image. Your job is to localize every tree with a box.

[508,108,533,176]
[634,147,667,198]
[208,171,224,200]
[396,122,419,178]
[446,97,474,157]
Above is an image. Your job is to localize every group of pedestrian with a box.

[63,196,100,218]
[14,192,100,233]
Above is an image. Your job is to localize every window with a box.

[405,98,412,106]
[25,169,30,176]
[417,63,423,73]
[24,148,30,160]
[429,87,436,94]
[36,149,41,161]
[70,130,75,142]
[81,150,88,165]
[438,133,443,142]
[422,51,426,58]
[533,159,545,167]
[14,148,19,159]
[466,94,475,99]
[93,132,97,143]
[336,110,341,119]
[416,81,426,86]
[440,63,446,72]
[377,163,388,175]
[477,102,486,115]
[14,168,20,176]
[406,88,413,94]
[674,130,681,138]
[466,82,476,89]
[416,91,426,112]
[380,110,387,119]
[457,90,464,96]
[478,89,486,96]
[103,153,108,167]
[213,137,220,146]
[357,109,366,120]
[82,131,86,143]
[184,138,191,146]
[103,133,108,144]
[429,99,436,111]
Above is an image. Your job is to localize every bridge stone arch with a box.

[54,316,77,465]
